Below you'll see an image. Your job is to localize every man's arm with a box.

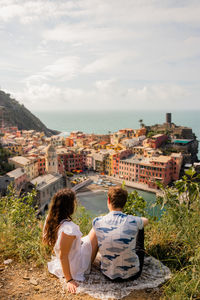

[141,217,148,227]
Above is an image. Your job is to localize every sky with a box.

[0,0,200,112]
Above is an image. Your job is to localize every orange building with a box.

[65,137,74,147]
[38,156,46,175]
[135,127,146,137]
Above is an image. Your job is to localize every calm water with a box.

[34,110,200,158]
[77,187,161,218]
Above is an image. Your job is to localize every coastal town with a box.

[0,113,199,213]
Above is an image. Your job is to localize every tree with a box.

[138,119,143,128]
[138,119,145,128]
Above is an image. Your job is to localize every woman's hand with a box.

[67,280,79,293]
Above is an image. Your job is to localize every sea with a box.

[33,109,199,216]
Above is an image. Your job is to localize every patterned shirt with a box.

[92,211,143,280]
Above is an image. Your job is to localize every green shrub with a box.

[73,206,92,236]
[0,185,50,265]
[0,185,93,265]
[0,145,14,175]
[147,168,200,299]
[123,189,148,217]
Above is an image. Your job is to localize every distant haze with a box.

[0,0,200,111]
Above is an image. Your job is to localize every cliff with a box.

[0,90,59,136]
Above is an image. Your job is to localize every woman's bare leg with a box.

[88,228,98,263]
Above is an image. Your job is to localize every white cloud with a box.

[43,23,141,44]
[25,56,81,83]
[0,1,78,23]
[0,4,24,22]
[1,0,200,26]
[127,84,188,103]
[12,80,193,112]
[42,57,80,80]
[95,79,117,91]
[1,0,200,112]
[82,52,138,74]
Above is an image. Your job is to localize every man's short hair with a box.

[108,186,128,209]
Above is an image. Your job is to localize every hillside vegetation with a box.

[0,144,13,175]
[0,90,58,136]
[0,170,200,299]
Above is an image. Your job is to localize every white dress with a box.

[48,220,92,281]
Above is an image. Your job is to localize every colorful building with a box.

[57,148,85,172]
[4,142,23,155]
[65,137,74,147]
[149,134,168,149]
[7,168,27,190]
[112,149,132,177]
[8,156,38,180]
[38,156,46,175]
[118,153,183,189]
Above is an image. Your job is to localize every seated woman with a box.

[43,188,98,294]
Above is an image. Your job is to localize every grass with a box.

[0,185,92,265]
[0,185,50,265]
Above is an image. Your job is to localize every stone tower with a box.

[45,144,58,174]
[166,113,172,126]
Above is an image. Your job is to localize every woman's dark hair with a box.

[43,188,76,248]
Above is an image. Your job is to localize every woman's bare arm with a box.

[59,232,78,293]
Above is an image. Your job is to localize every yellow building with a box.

[105,155,111,175]
[106,150,117,176]
[132,146,144,156]
[135,127,146,137]
[5,143,23,155]
[8,156,38,180]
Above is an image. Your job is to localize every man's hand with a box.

[67,280,79,294]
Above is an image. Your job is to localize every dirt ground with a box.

[0,262,162,300]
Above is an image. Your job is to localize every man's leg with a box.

[129,228,145,280]
[136,228,144,274]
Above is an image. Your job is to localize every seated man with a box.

[92,186,148,281]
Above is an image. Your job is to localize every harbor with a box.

[76,173,161,218]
